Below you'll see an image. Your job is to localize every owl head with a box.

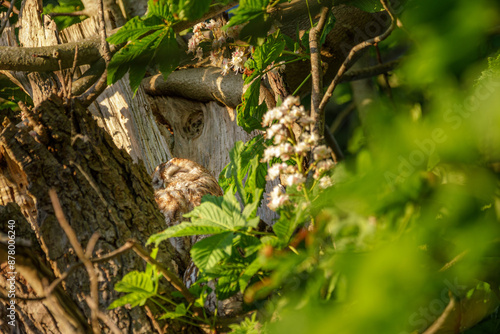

[151,158,220,193]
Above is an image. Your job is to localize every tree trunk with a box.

[0,94,183,333]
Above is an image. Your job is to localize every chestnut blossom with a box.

[319,176,333,189]
[231,50,247,73]
[188,36,199,53]
[273,131,287,145]
[267,163,288,180]
[294,141,310,155]
[262,106,284,127]
[268,185,290,211]
[261,95,335,202]
[282,95,300,109]
[313,145,332,161]
[316,159,335,172]
[283,173,306,187]
[262,146,279,162]
[298,116,314,127]
[193,22,205,33]
[277,142,294,161]
[221,58,231,75]
[290,105,306,119]
[301,132,320,146]
[266,123,284,138]
[279,114,295,126]
[205,19,216,30]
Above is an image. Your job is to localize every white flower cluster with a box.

[187,19,248,75]
[262,96,336,211]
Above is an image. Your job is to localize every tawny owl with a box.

[151,158,223,286]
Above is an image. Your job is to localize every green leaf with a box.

[107,27,180,94]
[226,0,270,27]
[219,136,267,213]
[148,191,257,246]
[226,0,272,45]
[228,313,261,334]
[273,206,308,244]
[107,17,164,45]
[253,33,286,71]
[170,0,212,21]
[108,271,155,309]
[107,29,161,91]
[159,303,187,319]
[237,234,262,257]
[239,257,262,292]
[237,80,267,132]
[204,263,247,276]
[185,191,251,229]
[216,275,240,300]
[147,0,172,20]
[320,12,336,46]
[153,27,179,79]
[147,223,228,247]
[191,232,235,270]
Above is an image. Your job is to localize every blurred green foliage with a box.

[262,1,500,333]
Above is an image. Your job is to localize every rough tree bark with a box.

[0,95,184,333]
[0,0,398,332]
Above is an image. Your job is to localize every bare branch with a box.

[0,36,110,71]
[143,67,243,108]
[0,0,15,36]
[71,58,106,96]
[309,6,330,131]
[324,127,344,163]
[97,0,111,65]
[330,102,355,134]
[76,0,112,107]
[49,11,89,18]
[340,59,400,83]
[1,1,19,14]
[318,0,397,112]
[49,189,100,333]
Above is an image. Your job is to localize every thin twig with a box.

[374,43,393,98]
[66,45,79,99]
[439,250,468,272]
[340,59,400,83]
[318,0,397,112]
[0,0,15,36]
[85,232,101,257]
[49,11,89,18]
[308,5,344,162]
[97,0,111,65]
[77,69,108,107]
[330,102,356,134]
[1,1,18,14]
[324,127,344,163]
[49,189,100,334]
[46,241,136,296]
[422,293,457,334]
[87,297,123,334]
[309,6,330,139]
[76,0,112,107]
